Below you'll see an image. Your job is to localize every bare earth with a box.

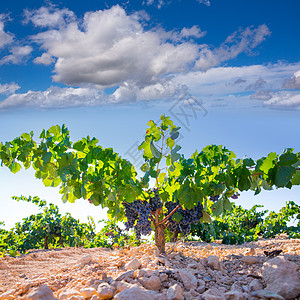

[0,237,299,299]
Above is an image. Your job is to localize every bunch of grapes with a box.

[123,188,163,239]
[165,201,203,236]
[149,188,163,211]
[231,193,240,199]
[209,195,219,202]
[122,200,152,239]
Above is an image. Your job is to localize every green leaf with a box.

[259,152,277,173]
[238,167,252,191]
[10,161,21,174]
[275,166,295,187]
[171,145,181,164]
[201,211,212,223]
[278,151,298,166]
[211,199,223,217]
[150,139,161,159]
[291,170,300,185]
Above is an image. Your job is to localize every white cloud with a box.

[197,0,211,6]
[0,86,110,110]
[263,91,300,110]
[0,82,20,95]
[195,25,271,71]
[250,90,272,100]
[31,5,200,88]
[113,80,182,102]
[245,77,267,90]
[175,62,300,97]
[0,15,14,49]
[179,25,206,40]
[283,70,300,89]
[33,52,55,65]
[28,6,270,93]
[23,6,76,28]
[0,45,33,65]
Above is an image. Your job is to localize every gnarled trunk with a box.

[154,223,166,254]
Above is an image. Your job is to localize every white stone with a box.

[124,258,142,271]
[97,283,114,299]
[23,285,57,300]
[116,281,134,293]
[0,289,15,300]
[167,284,184,300]
[207,255,222,270]
[178,269,197,290]
[249,279,263,292]
[80,287,97,299]
[262,256,300,299]
[139,275,161,291]
[224,291,248,300]
[78,255,92,265]
[59,289,82,300]
[240,256,258,264]
[113,287,154,300]
[251,289,284,299]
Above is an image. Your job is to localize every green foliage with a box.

[0,196,137,256]
[1,115,300,253]
[190,201,300,244]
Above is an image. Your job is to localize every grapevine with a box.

[1,115,300,253]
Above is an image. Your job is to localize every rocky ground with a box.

[0,237,299,300]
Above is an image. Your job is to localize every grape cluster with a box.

[149,188,163,211]
[209,195,219,202]
[231,193,240,199]
[123,188,163,239]
[165,201,203,236]
[123,199,152,238]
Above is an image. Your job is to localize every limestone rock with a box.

[97,283,114,300]
[240,256,258,264]
[78,255,92,265]
[80,287,97,299]
[178,269,197,290]
[262,256,300,299]
[201,288,224,300]
[124,258,141,271]
[224,291,248,300]
[115,270,135,281]
[251,289,284,299]
[0,289,15,300]
[116,281,135,293]
[207,255,221,270]
[249,279,263,292]
[167,284,184,300]
[139,275,161,291]
[59,289,82,300]
[113,287,155,300]
[24,285,57,300]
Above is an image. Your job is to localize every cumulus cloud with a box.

[250,89,272,100]
[28,6,270,92]
[33,52,55,65]
[0,45,33,65]
[30,5,200,88]
[245,77,267,90]
[23,6,76,28]
[0,86,111,110]
[0,82,20,95]
[283,70,300,89]
[263,91,300,110]
[0,15,14,49]
[195,25,271,71]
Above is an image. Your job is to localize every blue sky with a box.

[0,0,299,229]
